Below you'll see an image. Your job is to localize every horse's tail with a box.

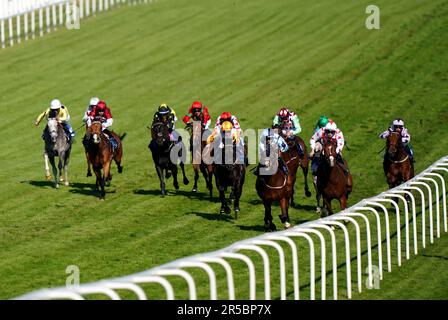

[119,133,127,141]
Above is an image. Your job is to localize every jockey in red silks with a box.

[87,100,118,150]
[182,101,211,129]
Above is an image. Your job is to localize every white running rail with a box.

[15,156,448,300]
[0,0,154,49]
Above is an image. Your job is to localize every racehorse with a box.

[383,131,414,188]
[256,138,300,231]
[316,139,353,216]
[43,118,72,188]
[212,134,246,219]
[86,121,123,199]
[186,122,213,197]
[149,122,189,196]
[277,125,312,204]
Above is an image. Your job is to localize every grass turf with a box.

[0,0,447,299]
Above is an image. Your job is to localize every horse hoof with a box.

[234,207,240,213]
[45,175,51,181]
[105,181,111,187]
[225,206,231,215]
[305,190,312,198]
[86,171,92,177]
[99,198,105,201]
[166,172,172,179]
[183,178,190,185]
[55,184,59,189]
[174,183,179,190]
[284,222,291,229]
[118,166,123,174]
[316,207,322,214]
[264,223,276,232]
[64,181,69,186]
[192,188,197,192]
[59,177,64,182]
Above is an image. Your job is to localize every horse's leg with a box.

[63,151,70,186]
[290,186,295,207]
[313,175,322,213]
[102,161,111,198]
[233,179,242,217]
[44,152,51,180]
[155,165,166,196]
[114,142,123,174]
[339,194,348,211]
[86,152,92,177]
[263,200,276,231]
[192,165,200,192]
[215,175,230,214]
[302,161,312,197]
[179,162,189,185]
[48,155,59,188]
[279,198,291,228]
[94,168,105,200]
[58,155,64,182]
[208,166,214,198]
[172,165,180,190]
[323,197,333,216]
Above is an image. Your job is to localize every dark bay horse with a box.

[43,118,72,188]
[383,132,414,188]
[86,121,123,199]
[316,140,353,216]
[256,139,301,231]
[212,135,246,219]
[277,125,312,204]
[186,122,213,197]
[149,122,189,196]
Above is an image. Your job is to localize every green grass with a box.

[0,0,448,299]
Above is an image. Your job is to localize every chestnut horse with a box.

[185,122,213,197]
[277,125,312,204]
[86,121,123,199]
[316,139,353,215]
[383,132,414,188]
[256,139,300,231]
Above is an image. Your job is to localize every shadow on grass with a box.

[186,211,234,222]
[134,189,219,202]
[237,224,266,232]
[69,182,116,198]
[21,180,54,189]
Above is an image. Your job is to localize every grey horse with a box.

[43,118,72,188]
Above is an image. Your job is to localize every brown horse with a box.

[277,125,312,204]
[383,132,414,188]
[86,121,123,199]
[316,139,353,216]
[186,122,214,197]
[256,139,301,231]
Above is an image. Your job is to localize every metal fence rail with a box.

[0,0,154,49]
[15,156,448,300]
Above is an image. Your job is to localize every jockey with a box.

[379,118,414,163]
[310,120,348,174]
[87,100,118,150]
[214,111,242,139]
[83,97,99,123]
[153,103,179,142]
[207,120,239,146]
[272,107,304,157]
[254,128,289,176]
[35,99,75,141]
[182,101,211,129]
[314,115,329,133]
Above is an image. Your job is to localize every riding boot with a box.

[295,139,304,158]
[405,144,415,163]
[109,135,118,151]
[337,154,349,176]
[278,157,289,175]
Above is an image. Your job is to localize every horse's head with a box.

[89,121,103,144]
[387,132,401,157]
[152,122,169,146]
[47,118,59,142]
[323,140,338,167]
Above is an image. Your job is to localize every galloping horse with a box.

[86,121,123,199]
[383,132,414,188]
[256,138,301,231]
[43,118,72,188]
[149,122,189,196]
[212,135,246,218]
[316,139,353,215]
[186,122,213,197]
[277,125,312,204]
